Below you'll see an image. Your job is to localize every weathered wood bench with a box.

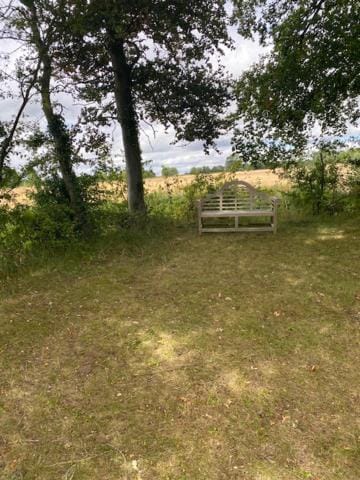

[197,180,280,234]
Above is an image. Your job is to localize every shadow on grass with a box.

[0,214,359,479]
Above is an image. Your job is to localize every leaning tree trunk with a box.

[22,0,88,231]
[40,56,89,229]
[107,37,146,213]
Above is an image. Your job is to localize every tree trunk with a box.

[40,56,89,229]
[107,37,146,213]
[21,0,89,231]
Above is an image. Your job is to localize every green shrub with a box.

[0,173,130,275]
[146,192,188,221]
[0,203,77,274]
[282,151,359,215]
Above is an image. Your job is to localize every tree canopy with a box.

[161,165,178,177]
[1,0,358,214]
[58,0,233,211]
[0,0,233,214]
[232,0,360,163]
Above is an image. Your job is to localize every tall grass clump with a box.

[146,172,236,222]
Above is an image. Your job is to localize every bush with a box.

[0,203,77,274]
[282,151,360,215]
[0,172,132,275]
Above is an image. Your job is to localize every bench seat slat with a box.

[201,226,274,233]
[201,209,274,217]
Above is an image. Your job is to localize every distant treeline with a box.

[188,165,225,174]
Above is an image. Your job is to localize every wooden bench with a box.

[197,180,280,234]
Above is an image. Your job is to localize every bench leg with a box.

[272,208,278,234]
[198,209,202,235]
[235,216,239,230]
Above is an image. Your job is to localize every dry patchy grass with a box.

[0,216,359,479]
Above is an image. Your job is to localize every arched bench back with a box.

[201,181,273,212]
[197,180,279,234]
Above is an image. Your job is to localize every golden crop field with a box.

[144,168,288,192]
[8,169,288,206]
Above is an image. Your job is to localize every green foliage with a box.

[0,203,77,274]
[147,172,233,222]
[63,0,233,151]
[224,153,267,171]
[225,153,244,172]
[189,165,225,174]
[31,174,100,210]
[282,149,360,215]
[92,164,126,184]
[182,175,213,218]
[143,168,156,178]
[232,0,360,159]
[161,165,179,177]
[0,172,130,275]
[146,192,188,221]
[0,166,22,189]
[334,147,360,166]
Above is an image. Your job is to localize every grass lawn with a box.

[0,215,359,479]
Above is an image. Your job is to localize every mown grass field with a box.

[0,211,359,479]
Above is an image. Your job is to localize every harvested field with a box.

[5,169,289,206]
[144,169,288,193]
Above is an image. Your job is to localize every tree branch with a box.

[298,0,325,43]
[0,57,41,185]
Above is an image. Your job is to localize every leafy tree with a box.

[282,141,359,214]
[1,1,112,230]
[190,166,211,174]
[211,165,225,173]
[188,165,225,174]
[61,0,233,212]
[232,0,360,161]
[142,169,156,179]
[225,154,244,172]
[161,166,178,177]
[0,59,41,186]
[0,0,90,230]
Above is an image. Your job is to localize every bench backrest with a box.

[200,180,274,211]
